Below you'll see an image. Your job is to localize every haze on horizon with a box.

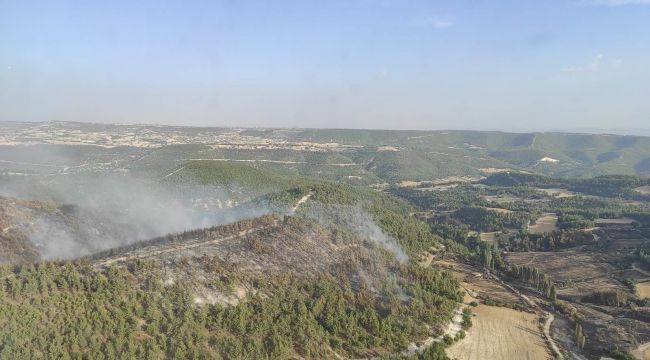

[1,0,649,132]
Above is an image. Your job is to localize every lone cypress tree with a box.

[575,323,583,345]
[549,284,557,301]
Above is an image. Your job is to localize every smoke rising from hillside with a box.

[348,211,408,264]
[1,174,271,260]
[302,203,408,264]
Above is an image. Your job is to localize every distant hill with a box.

[2,122,650,184]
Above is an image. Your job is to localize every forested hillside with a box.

[0,161,467,359]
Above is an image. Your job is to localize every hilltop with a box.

[2,122,650,187]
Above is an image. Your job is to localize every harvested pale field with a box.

[480,232,497,242]
[479,167,512,174]
[635,186,650,195]
[537,188,576,198]
[594,218,635,225]
[637,282,650,299]
[446,304,550,360]
[398,180,420,188]
[398,175,480,188]
[417,184,459,192]
[528,213,558,234]
[484,194,519,204]
[484,207,513,214]
[632,342,650,360]
[377,145,399,152]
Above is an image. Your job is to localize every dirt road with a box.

[162,165,186,179]
[290,191,313,214]
[487,272,563,359]
[543,313,563,359]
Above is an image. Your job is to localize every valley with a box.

[1,122,650,359]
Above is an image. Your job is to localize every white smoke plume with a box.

[301,203,408,264]
[1,174,271,260]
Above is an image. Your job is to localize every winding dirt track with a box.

[543,313,562,359]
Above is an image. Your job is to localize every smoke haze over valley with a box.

[3,1,650,359]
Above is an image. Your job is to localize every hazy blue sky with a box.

[1,0,649,130]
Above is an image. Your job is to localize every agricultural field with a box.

[594,217,635,225]
[632,342,650,360]
[479,231,497,243]
[432,258,555,360]
[389,166,650,357]
[446,304,550,360]
[483,194,519,204]
[505,249,624,299]
[537,188,577,198]
[503,225,650,358]
[484,207,513,214]
[637,282,650,299]
[528,213,559,234]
